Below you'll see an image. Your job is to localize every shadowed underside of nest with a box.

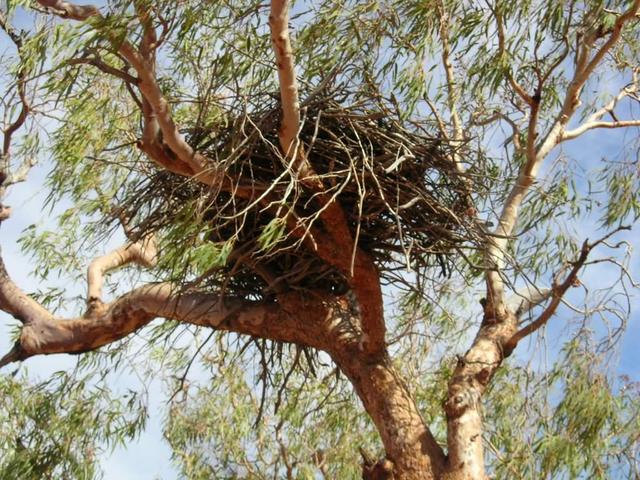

[123,94,479,299]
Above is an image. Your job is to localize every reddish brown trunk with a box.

[333,350,446,480]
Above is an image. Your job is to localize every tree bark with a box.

[333,348,446,480]
[442,313,517,480]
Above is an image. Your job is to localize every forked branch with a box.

[0,281,331,369]
[505,226,631,351]
[562,68,640,140]
[37,0,221,185]
[486,0,640,315]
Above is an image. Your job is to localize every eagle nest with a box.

[122,94,481,299]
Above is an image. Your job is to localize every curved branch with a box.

[1,235,334,367]
[1,10,35,208]
[562,69,639,140]
[87,235,157,304]
[66,56,138,84]
[561,119,640,140]
[0,12,30,159]
[0,257,53,325]
[1,283,331,368]
[486,0,640,316]
[36,0,221,185]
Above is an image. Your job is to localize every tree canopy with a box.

[0,1,639,478]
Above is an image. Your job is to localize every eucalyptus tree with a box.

[1,1,639,479]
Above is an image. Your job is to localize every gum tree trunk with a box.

[333,348,447,480]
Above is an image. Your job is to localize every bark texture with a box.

[442,313,517,480]
[334,350,446,480]
[2,2,637,479]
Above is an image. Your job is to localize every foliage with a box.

[0,0,639,478]
[0,370,146,480]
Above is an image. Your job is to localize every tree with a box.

[1,0,639,478]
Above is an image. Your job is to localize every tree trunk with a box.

[442,316,518,480]
[333,349,446,480]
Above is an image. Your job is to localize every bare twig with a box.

[505,226,631,350]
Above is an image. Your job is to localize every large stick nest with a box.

[124,93,480,298]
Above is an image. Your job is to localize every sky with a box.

[0,163,179,478]
[1,2,639,479]
[0,7,178,476]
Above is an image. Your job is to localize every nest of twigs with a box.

[123,93,478,298]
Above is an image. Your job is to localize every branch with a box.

[0,11,37,223]
[36,0,98,20]
[36,0,221,185]
[134,0,158,60]
[433,0,478,186]
[0,283,331,368]
[137,97,196,177]
[436,1,463,159]
[119,44,216,181]
[489,1,534,106]
[510,286,553,317]
[562,119,640,140]
[537,0,640,160]
[0,256,53,325]
[66,56,138,84]
[2,156,38,187]
[1,237,335,368]
[486,1,640,315]
[269,0,301,160]
[0,10,31,162]
[267,0,385,356]
[505,226,631,351]
[562,69,640,140]
[87,235,157,304]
